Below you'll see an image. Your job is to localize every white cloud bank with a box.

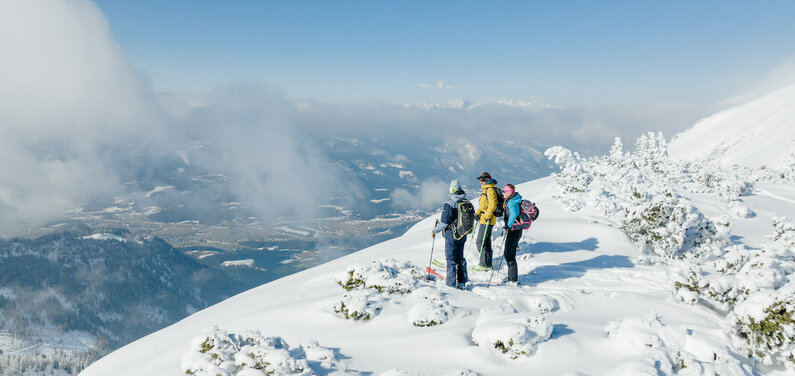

[0,0,345,233]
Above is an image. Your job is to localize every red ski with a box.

[425,267,444,280]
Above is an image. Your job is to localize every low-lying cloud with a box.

[0,0,347,234]
[390,179,449,211]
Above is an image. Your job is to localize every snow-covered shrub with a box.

[729,200,755,219]
[674,245,795,311]
[731,285,795,368]
[333,289,385,321]
[519,294,559,314]
[621,193,727,259]
[182,328,311,376]
[771,215,795,245]
[182,328,360,376]
[407,287,455,327]
[605,313,754,376]
[335,259,423,294]
[544,146,592,194]
[471,307,552,360]
[754,153,795,184]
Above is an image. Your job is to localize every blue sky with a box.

[94,1,795,106]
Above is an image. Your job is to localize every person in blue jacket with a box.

[501,184,523,285]
[432,180,469,289]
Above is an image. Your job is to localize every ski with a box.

[432,259,492,272]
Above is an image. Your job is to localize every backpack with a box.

[484,187,505,217]
[511,200,540,231]
[451,200,476,240]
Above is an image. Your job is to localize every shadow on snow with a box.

[550,323,575,340]
[520,237,599,255]
[522,254,634,285]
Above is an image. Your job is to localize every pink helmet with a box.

[502,184,514,196]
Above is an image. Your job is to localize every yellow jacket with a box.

[476,182,500,225]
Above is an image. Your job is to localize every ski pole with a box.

[427,219,439,281]
[487,229,509,288]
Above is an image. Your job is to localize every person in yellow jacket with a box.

[474,171,502,268]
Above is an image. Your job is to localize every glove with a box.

[475,213,481,221]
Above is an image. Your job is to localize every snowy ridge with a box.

[82,132,795,375]
[669,84,795,168]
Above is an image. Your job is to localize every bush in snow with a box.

[728,200,755,219]
[620,193,728,259]
[730,285,795,368]
[544,146,592,194]
[182,327,360,376]
[771,215,795,245]
[407,287,455,327]
[335,259,424,294]
[471,307,552,360]
[753,152,795,184]
[333,289,385,321]
[605,313,754,376]
[674,244,795,311]
[521,295,559,314]
[182,329,311,375]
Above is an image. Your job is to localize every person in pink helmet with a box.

[501,183,523,285]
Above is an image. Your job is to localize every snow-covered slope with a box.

[669,84,795,168]
[80,141,795,376]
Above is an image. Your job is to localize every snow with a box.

[82,233,126,242]
[80,167,795,375]
[398,171,414,179]
[221,259,256,268]
[275,226,313,237]
[145,185,174,198]
[669,84,795,169]
[82,90,795,375]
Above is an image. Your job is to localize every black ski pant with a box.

[477,223,493,268]
[504,228,522,282]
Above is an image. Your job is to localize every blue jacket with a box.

[433,190,468,234]
[504,192,522,228]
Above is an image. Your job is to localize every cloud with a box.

[292,97,709,157]
[0,0,349,234]
[179,83,350,222]
[418,83,431,88]
[0,0,162,232]
[390,179,449,211]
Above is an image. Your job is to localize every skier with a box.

[501,184,523,286]
[475,172,501,269]
[431,180,471,289]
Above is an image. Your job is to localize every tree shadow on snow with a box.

[522,254,633,285]
[518,237,599,256]
[550,324,575,339]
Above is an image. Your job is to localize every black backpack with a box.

[486,187,505,217]
[451,200,476,240]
